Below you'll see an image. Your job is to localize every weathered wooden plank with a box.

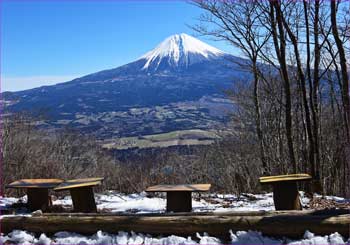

[146,184,211,192]
[54,178,103,191]
[6,179,63,189]
[259,174,312,184]
[2,211,349,238]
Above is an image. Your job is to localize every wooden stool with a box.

[54,177,103,213]
[6,179,63,211]
[259,174,312,210]
[146,184,211,212]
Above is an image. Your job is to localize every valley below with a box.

[2,34,243,151]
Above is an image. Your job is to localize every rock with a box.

[31,209,43,216]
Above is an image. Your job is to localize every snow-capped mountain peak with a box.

[140,33,225,71]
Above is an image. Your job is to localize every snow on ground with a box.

[82,191,313,213]
[0,229,349,245]
[2,191,283,215]
[91,191,343,213]
[94,192,166,213]
[1,192,349,244]
[59,191,306,213]
[0,191,344,215]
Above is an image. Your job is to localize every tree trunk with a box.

[311,0,322,193]
[302,0,316,188]
[331,0,350,198]
[282,0,315,179]
[253,60,268,173]
[269,0,296,172]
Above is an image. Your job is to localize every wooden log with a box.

[166,192,192,212]
[259,173,311,210]
[40,209,350,217]
[27,188,50,212]
[70,187,97,213]
[2,212,349,239]
[6,179,62,212]
[273,182,302,210]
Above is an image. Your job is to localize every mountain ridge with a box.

[3,33,249,140]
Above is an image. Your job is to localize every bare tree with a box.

[331,0,350,198]
[191,0,272,173]
[191,0,349,196]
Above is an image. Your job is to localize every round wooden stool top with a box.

[146,184,211,212]
[259,174,312,210]
[6,179,64,189]
[53,177,104,213]
[259,174,312,184]
[146,184,211,192]
[6,179,63,211]
[54,177,104,191]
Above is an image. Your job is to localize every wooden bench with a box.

[54,177,104,213]
[6,179,63,211]
[259,174,312,210]
[146,184,211,212]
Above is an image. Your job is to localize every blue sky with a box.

[1,0,235,92]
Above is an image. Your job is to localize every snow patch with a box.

[1,192,349,244]
[140,33,225,70]
[0,230,348,245]
[1,191,345,215]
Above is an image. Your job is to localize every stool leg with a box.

[166,191,192,212]
[27,188,50,212]
[273,182,302,210]
[70,187,97,213]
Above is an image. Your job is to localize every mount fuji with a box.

[3,34,250,141]
[140,33,225,71]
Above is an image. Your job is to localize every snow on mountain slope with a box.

[140,33,226,71]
